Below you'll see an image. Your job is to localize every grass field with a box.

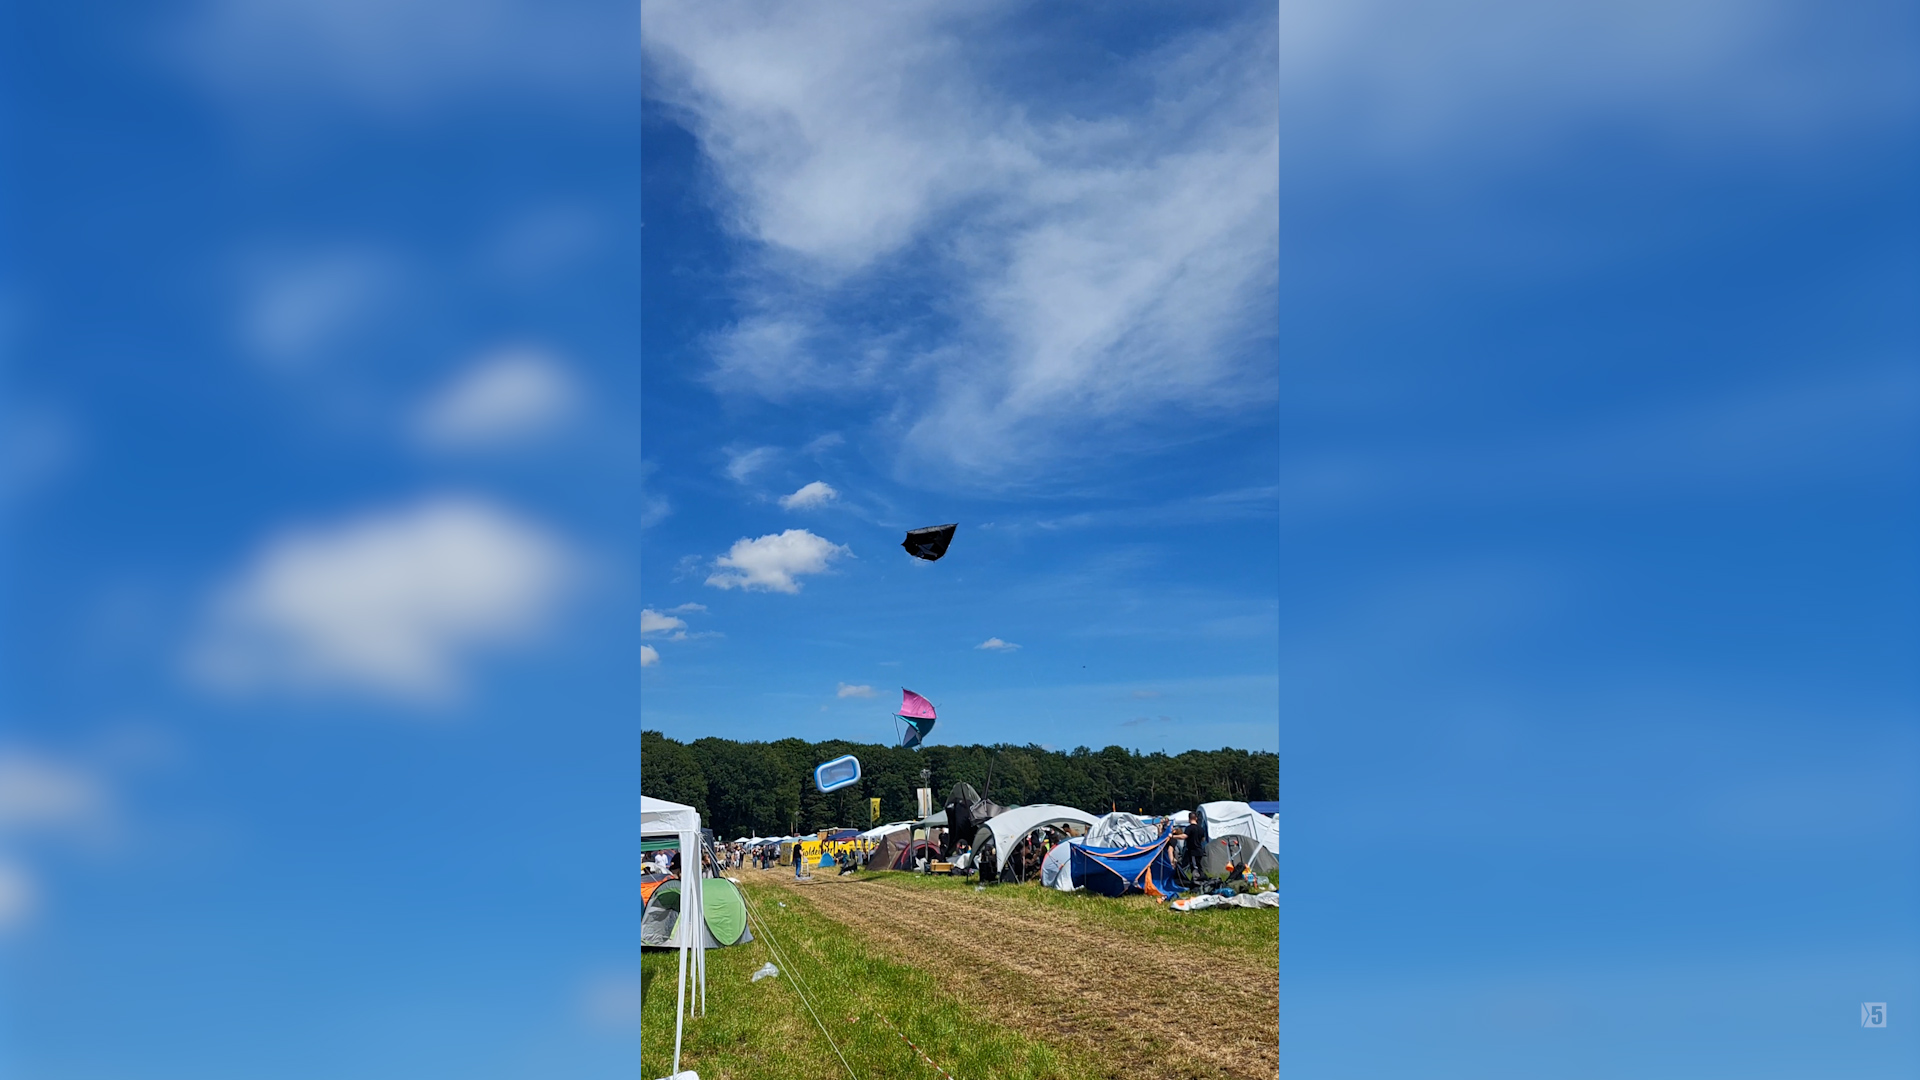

[640,870,1278,1080]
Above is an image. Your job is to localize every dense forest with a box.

[642,731,1279,839]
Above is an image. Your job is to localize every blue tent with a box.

[1246,800,1280,816]
[1070,828,1184,899]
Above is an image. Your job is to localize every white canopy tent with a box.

[1198,800,1280,857]
[975,804,1099,876]
[641,795,706,1077]
[858,819,918,841]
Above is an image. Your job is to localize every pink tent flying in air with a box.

[896,689,937,748]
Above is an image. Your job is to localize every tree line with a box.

[642,730,1279,839]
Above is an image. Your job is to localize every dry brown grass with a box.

[754,867,1279,1080]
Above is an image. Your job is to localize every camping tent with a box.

[859,820,917,841]
[1086,812,1164,848]
[870,829,940,870]
[1247,801,1280,816]
[641,795,706,1077]
[642,877,754,949]
[1070,825,1182,899]
[1040,839,1078,891]
[973,804,1098,879]
[1197,800,1280,877]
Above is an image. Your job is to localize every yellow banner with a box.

[870,797,881,823]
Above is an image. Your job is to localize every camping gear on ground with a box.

[895,688,938,748]
[751,962,779,982]
[642,877,754,949]
[1070,823,1184,899]
[1086,811,1164,849]
[1170,890,1280,912]
[1197,800,1280,878]
[813,754,862,793]
[642,795,707,1078]
[972,804,1099,882]
[901,523,957,562]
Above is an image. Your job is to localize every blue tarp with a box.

[1246,801,1280,816]
[1070,827,1184,899]
[825,828,860,841]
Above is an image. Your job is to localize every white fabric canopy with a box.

[641,796,706,1075]
[858,820,918,841]
[1198,800,1280,856]
[976,804,1099,875]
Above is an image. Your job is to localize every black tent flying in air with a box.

[902,523,958,561]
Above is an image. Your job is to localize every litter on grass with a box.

[751,962,779,982]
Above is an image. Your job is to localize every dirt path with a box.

[752,868,1278,1080]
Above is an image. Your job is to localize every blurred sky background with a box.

[3,1,1918,1079]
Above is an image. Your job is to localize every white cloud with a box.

[778,481,837,510]
[723,445,778,483]
[836,683,875,698]
[640,608,686,636]
[178,0,644,117]
[0,858,35,933]
[414,348,580,450]
[976,637,1019,651]
[705,529,850,594]
[640,644,659,667]
[667,603,707,614]
[240,248,399,367]
[0,405,79,507]
[0,752,107,832]
[641,4,1281,483]
[189,496,576,703]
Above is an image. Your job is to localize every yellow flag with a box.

[870,797,881,823]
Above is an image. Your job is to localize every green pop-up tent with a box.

[641,877,752,949]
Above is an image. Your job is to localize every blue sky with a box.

[638,1,1281,753]
[3,2,1919,1079]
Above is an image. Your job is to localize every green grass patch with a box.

[641,877,1113,1080]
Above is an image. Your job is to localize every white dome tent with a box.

[641,795,706,1079]
[973,804,1100,879]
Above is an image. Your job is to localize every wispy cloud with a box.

[238,247,400,367]
[723,445,778,483]
[0,859,33,934]
[836,682,876,698]
[705,529,850,594]
[188,496,577,704]
[640,644,659,667]
[642,3,1280,486]
[176,0,645,117]
[639,609,686,636]
[778,481,838,510]
[975,637,1019,652]
[413,347,580,450]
